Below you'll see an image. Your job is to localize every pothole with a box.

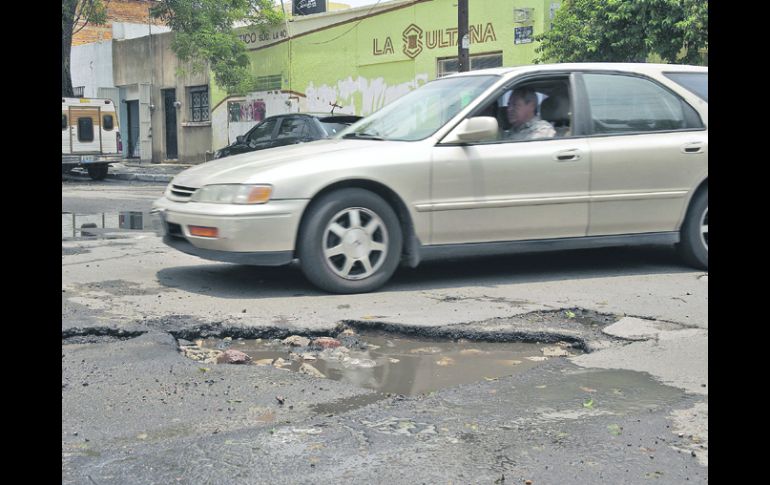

[181,329,583,396]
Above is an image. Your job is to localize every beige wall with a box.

[113,32,212,163]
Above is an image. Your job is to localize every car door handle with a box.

[681,142,704,154]
[554,149,582,162]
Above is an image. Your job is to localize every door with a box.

[126,100,140,158]
[430,77,591,245]
[69,107,102,154]
[579,72,708,235]
[163,89,178,159]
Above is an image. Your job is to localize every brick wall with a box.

[73,0,166,46]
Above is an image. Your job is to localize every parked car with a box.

[153,63,708,294]
[213,113,362,159]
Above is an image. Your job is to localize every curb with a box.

[107,172,174,183]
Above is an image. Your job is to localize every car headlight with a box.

[190,184,273,204]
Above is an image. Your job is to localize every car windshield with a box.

[339,75,499,141]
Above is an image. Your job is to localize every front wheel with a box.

[298,188,403,294]
[677,187,708,270]
[87,164,109,181]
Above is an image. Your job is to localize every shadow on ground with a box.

[156,245,698,300]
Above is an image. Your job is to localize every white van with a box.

[62,97,122,180]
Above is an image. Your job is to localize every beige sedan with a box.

[152,63,708,293]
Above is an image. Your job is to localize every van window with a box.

[78,117,94,142]
[62,114,67,130]
[103,114,114,131]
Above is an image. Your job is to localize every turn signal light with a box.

[188,226,219,238]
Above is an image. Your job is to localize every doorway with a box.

[162,89,178,160]
[126,100,140,158]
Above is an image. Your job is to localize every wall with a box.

[210,0,557,149]
[73,0,167,46]
[71,41,114,98]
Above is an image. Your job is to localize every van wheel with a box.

[677,187,708,270]
[87,164,108,181]
[298,188,402,294]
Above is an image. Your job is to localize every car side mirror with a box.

[236,135,245,144]
[441,116,499,144]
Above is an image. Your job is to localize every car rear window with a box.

[664,72,708,102]
[320,122,349,136]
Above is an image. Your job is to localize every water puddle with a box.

[62,211,158,239]
[188,331,582,396]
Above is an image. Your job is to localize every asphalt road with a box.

[62,180,708,484]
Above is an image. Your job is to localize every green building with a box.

[213,0,559,150]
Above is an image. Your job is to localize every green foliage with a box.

[151,0,285,95]
[535,0,708,65]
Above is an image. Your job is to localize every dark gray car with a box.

[214,113,361,159]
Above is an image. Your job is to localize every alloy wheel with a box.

[322,207,388,280]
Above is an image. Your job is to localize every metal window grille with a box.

[188,86,210,122]
[437,53,503,78]
[254,75,283,92]
[73,86,85,98]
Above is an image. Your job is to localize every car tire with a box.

[298,188,403,294]
[87,164,109,181]
[677,186,708,270]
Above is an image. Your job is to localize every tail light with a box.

[116,131,123,152]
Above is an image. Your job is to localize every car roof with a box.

[444,62,708,80]
[261,112,360,120]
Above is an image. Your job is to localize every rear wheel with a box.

[87,164,109,181]
[677,187,708,269]
[298,188,402,293]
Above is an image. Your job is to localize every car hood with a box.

[172,139,381,187]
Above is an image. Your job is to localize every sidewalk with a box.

[72,161,194,183]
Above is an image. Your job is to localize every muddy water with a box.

[199,332,580,396]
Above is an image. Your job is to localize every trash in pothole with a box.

[181,330,581,396]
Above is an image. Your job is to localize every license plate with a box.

[81,155,95,163]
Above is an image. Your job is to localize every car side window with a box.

[276,118,308,140]
[583,73,703,134]
[246,118,277,143]
[472,77,571,143]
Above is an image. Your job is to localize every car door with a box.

[429,74,591,245]
[577,72,708,236]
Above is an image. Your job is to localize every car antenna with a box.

[330,101,342,115]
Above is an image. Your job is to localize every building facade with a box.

[112,32,211,163]
[212,0,559,150]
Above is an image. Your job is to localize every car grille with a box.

[166,222,184,238]
[169,184,197,201]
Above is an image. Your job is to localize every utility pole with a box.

[457,0,469,72]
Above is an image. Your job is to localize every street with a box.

[62,178,708,484]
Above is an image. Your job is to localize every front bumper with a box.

[151,197,309,266]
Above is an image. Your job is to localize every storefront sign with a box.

[374,22,497,59]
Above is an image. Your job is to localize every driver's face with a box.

[507,95,535,127]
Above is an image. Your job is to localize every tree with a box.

[62,0,108,97]
[534,0,708,65]
[150,0,285,95]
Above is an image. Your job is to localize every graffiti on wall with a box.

[228,100,266,123]
[305,74,430,116]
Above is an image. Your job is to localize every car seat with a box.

[540,93,571,137]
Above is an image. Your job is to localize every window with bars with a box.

[437,52,503,78]
[188,86,210,122]
[254,75,282,92]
